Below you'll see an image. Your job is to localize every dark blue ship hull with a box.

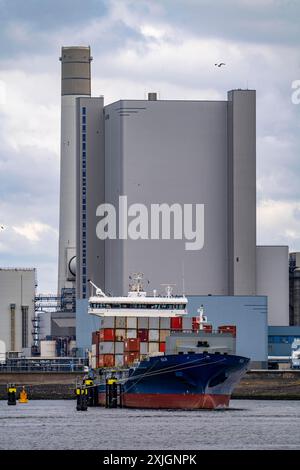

[98,352,249,409]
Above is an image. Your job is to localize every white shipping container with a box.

[115,354,124,367]
[148,342,159,354]
[126,317,137,329]
[160,317,170,329]
[182,317,193,330]
[92,344,97,356]
[149,317,160,329]
[137,317,149,329]
[115,342,124,354]
[115,329,126,341]
[140,342,148,355]
[159,329,170,343]
[115,317,126,328]
[149,330,159,342]
[100,317,115,328]
[99,341,114,354]
[126,329,137,339]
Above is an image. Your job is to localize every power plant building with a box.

[56,46,290,361]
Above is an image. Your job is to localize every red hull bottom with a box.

[98,392,230,409]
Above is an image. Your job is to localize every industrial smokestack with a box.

[57,46,92,296]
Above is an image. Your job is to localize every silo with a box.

[57,46,92,295]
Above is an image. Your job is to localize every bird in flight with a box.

[215,62,226,67]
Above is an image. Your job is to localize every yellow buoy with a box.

[19,386,28,403]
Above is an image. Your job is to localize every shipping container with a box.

[99,354,115,368]
[182,317,193,330]
[115,317,126,328]
[115,329,126,341]
[137,317,149,329]
[140,342,148,355]
[202,324,213,333]
[92,344,97,356]
[100,328,115,342]
[99,341,115,354]
[149,317,160,329]
[159,329,170,343]
[218,325,236,337]
[170,317,182,330]
[159,342,166,353]
[149,329,159,342]
[115,341,124,354]
[159,317,170,329]
[115,354,124,367]
[126,317,137,329]
[137,329,149,342]
[124,338,140,352]
[148,342,159,354]
[100,317,115,329]
[192,317,199,331]
[126,329,137,339]
[124,352,140,366]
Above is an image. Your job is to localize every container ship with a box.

[88,274,249,409]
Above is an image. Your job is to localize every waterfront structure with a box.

[0,268,36,355]
[268,325,300,356]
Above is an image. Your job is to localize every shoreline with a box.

[0,370,299,401]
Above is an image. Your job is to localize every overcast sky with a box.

[0,0,299,292]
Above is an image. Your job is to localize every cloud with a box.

[12,222,57,242]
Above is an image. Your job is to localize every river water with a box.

[0,399,299,450]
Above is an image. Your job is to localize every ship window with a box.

[82,107,86,115]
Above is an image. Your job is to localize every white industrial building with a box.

[0,268,36,355]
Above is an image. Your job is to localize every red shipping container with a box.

[124,338,140,352]
[170,317,182,330]
[124,351,140,366]
[100,328,115,342]
[192,317,199,331]
[218,325,236,337]
[137,329,149,342]
[98,354,115,367]
[202,324,213,333]
[159,342,166,353]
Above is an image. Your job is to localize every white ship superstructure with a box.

[88,273,187,318]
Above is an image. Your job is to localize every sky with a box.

[0,0,299,293]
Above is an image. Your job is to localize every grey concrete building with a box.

[289,252,300,325]
[0,268,36,354]
[256,246,289,326]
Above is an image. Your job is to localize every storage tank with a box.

[40,340,56,357]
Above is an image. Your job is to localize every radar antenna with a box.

[161,284,176,298]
